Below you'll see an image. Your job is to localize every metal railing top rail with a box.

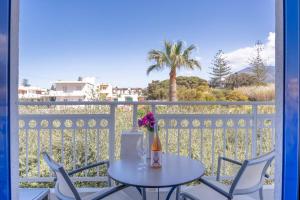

[18,101,275,106]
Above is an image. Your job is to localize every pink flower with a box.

[142,117,148,125]
[138,112,156,131]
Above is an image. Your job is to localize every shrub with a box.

[224,90,248,101]
[225,73,257,89]
[178,88,198,101]
[234,84,275,101]
[211,89,226,101]
[179,87,248,101]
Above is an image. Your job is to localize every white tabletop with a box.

[108,154,205,188]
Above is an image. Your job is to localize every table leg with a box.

[158,188,160,200]
[142,188,147,200]
[166,186,177,200]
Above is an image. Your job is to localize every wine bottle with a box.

[150,132,162,168]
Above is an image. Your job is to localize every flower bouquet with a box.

[138,112,156,158]
[138,112,156,132]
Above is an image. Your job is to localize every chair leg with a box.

[259,188,263,200]
[176,186,181,200]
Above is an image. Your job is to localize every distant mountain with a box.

[235,66,275,83]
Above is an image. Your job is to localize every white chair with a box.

[120,130,143,159]
[180,150,275,200]
[120,130,144,200]
[42,152,131,200]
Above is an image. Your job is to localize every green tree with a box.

[209,50,231,88]
[249,41,268,84]
[147,41,201,101]
[146,80,168,100]
[50,84,55,90]
[22,78,31,87]
[145,76,207,100]
[225,73,257,89]
[176,76,207,89]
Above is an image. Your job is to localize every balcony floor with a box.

[46,185,274,200]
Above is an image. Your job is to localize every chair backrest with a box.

[42,152,81,200]
[120,130,143,159]
[230,150,275,195]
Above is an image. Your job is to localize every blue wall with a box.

[0,0,11,199]
[282,0,300,199]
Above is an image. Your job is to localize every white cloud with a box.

[224,32,275,72]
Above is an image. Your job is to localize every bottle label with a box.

[150,151,162,168]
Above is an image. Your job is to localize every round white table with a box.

[108,154,205,200]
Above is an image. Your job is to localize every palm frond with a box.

[190,59,201,69]
[174,41,183,55]
[147,64,162,75]
[148,50,163,60]
[183,44,196,57]
[164,41,172,57]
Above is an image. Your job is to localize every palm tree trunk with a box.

[169,68,177,101]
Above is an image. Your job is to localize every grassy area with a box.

[234,84,275,101]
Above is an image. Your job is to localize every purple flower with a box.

[146,112,154,120]
[138,119,143,127]
[138,112,156,131]
[149,121,155,128]
[142,117,148,125]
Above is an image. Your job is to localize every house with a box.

[97,83,113,100]
[18,85,48,101]
[48,77,96,101]
[112,87,144,101]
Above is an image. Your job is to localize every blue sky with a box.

[19,0,275,88]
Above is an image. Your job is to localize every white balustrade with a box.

[18,101,275,183]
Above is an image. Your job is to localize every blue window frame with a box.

[0,0,11,199]
[0,0,299,199]
[282,0,300,199]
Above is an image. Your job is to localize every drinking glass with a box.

[136,136,147,169]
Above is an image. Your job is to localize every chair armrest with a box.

[265,173,270,179]
[199,177,232,199]
[219,157,243,166]
[217,156,242,181]
[90,184,128,200]
[68,160,109,176]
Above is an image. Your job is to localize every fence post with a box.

[109,104,116,162]
[133,103,138,128]
[151,103,156,116]
[251,104,258,158]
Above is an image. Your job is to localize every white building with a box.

[18,78,145,102]
[18,86,48,101]
[96,85,144,101]
[97,83,113,100]
[112,87,144,101]
[49,77,96,102]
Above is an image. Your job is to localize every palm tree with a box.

[147,41,201,101]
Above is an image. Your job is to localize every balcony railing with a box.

[18,101,275,184]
